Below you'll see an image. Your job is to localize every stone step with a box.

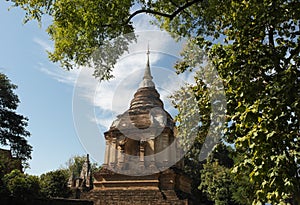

[82,189,188,205]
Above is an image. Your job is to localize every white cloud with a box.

[33,38,54,52]
[34,20,202,163]
[133,15,159,31]
[39,65,79,85]
[36,29,195,130]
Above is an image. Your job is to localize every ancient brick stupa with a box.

[84,49,192,205]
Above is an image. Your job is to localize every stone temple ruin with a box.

[73,50,193,205]
[68,154,93,194]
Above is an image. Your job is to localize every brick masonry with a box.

[82,189,188,205]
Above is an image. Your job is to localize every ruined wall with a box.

[82,189,188,205]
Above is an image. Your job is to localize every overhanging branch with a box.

[125,0,202,24]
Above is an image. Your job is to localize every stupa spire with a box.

[139,45,155,88]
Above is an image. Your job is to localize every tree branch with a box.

[125,0,202,24]
[126,9,173,23]
[268,25,275,48]
[170,0,194,19]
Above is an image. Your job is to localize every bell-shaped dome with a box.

[108,51,174,137]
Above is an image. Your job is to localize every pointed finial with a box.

[146,45,150,66]
[139,44,155,88]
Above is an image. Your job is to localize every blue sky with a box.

[0,1,86,175]
[0,1,196,176]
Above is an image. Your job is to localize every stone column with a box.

[109,138,116,167]
[115,140,119,165]
[162,134,169,167]
[117,142,125,169]
[103,140,110,167]
[148,137,156,168]
[139,141,145,169]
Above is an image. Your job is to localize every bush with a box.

[2,169,41,198]
[40,169,71,198]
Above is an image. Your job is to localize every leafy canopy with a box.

[9,0,300,203]
[199,143,255,205]
[0,73,32,161]
[158,0,300,203]
[40,169,71,198]
[10,0,136,81]
[8,0,204,80]
[2,169,41,198]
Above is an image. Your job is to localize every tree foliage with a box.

[199,143,255,205]
[172,57,226,176]
[172,72,210,179]
[157,1,300,203]
[200,160,235,205]
[10,0,136,81]
[64,155,99,178]
[39,155,99,198]
[0,151,21,178]
[0,73,32,161]
[40,169,71,198]
[0,155,99,199]
[8,0,203,81]
[9,0,300,203]
[2,169,41,198]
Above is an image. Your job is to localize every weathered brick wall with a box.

[82,189,188,205]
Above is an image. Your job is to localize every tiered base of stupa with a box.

[80,51,195,205]
[81,167,192,205]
